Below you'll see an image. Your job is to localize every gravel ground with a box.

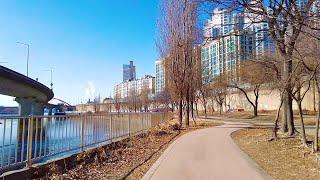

[48,119,220,180]
[232,128,320,180]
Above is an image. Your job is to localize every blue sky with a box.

[0,0,160,106]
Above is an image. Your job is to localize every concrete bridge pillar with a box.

[15,97,45,116]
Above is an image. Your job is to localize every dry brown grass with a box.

[232,128,320,180]
[49,119,221,180]
[200,110,318,126]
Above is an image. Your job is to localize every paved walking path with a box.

[143,123,272,180]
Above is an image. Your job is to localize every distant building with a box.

[103,97,114,104]
[123,61,136,82]
[155,59,165,95]
[114,75,155,100]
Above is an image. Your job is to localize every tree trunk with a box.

[287,94,295,136]
[273,99,283,139]
[195,100,199,117]
[178,99,183,128]
[314,90,320,152]
[282,93,288,133]
[219,103,222,115]
[314,79,317,112]
[282,54,294,134]
[191,100,194,119]
[298,101,307,146]
[284,55,295,135]
[254,94,259,117]
[254,106,258,117]
[203,97,207,118]
[186,95,190,128]
[211,99,215,113]
[224,94,227,113]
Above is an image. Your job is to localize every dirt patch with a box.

[232,128,320,180]
[45,119,221,180]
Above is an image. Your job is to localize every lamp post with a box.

[17,42,30,77]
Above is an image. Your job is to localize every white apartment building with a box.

[114,75,155,100]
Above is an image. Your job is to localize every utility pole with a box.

[17,42,30,77]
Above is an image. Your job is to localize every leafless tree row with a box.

[200,0,320,150]
[156,0,320,152]
[157,0,200,128]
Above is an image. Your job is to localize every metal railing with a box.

[0,112,167,175]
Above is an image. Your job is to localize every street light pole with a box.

[17,42,30,77]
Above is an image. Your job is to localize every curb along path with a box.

[143,122,273,180]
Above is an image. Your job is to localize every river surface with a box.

[0,115,131,172]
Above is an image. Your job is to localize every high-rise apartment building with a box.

[202,9,246,83]
[155,59,165,95]
[201,7,274,84]
[123,61,136,82]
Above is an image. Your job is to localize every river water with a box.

[0,115,134,173]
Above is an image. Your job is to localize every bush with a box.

[169,123,180,131]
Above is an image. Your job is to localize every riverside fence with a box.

[0,112,168,175]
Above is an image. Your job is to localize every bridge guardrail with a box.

[0,112,168,175]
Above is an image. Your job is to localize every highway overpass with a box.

[0,65,54,115]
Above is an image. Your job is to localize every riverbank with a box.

[43,119,221,179]
[232,128,320,180]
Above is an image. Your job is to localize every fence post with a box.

[110,114,113,142]
[128,113,131,137]
[81,114,85,152]
[26,115,34,168]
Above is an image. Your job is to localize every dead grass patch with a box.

[232,128,320,180]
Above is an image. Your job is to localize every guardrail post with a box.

[81,114,85,152]
[26,115,34,168]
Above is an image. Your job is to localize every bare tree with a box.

[196,56,212,118]
[295,31,320,149]
[290,65,314,146]
[210,74,228,115]
[140,86,151,112]
[228,60,274,116]
[113,91,123,113]
[127,89,138,112]
[158,0,200,128]
[154,90,173,111]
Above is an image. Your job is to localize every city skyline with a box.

[0,0,160,106]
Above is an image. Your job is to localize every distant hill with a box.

[0,106,18,114]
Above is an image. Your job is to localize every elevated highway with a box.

[0,65,54,115]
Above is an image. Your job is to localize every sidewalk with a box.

[143,123,272,180]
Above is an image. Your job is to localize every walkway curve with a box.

[143,122,272,180]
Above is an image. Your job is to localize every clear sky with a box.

[0,0,160,106]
